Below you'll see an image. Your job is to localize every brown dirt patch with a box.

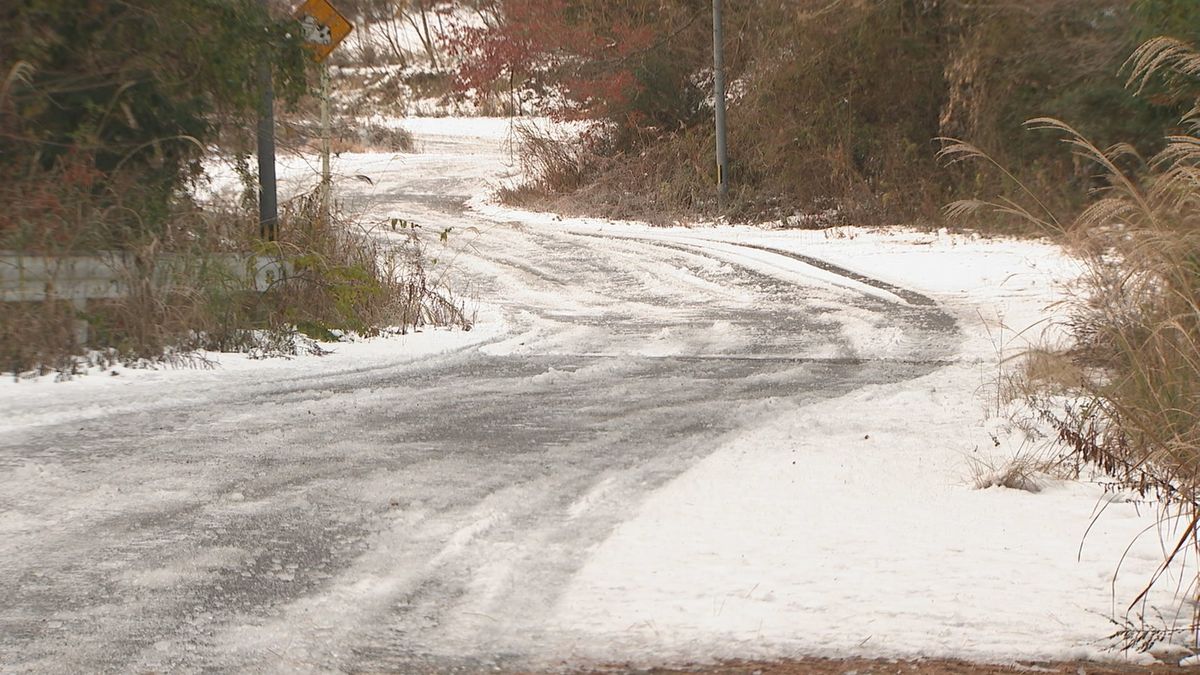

[554,658,1190,675]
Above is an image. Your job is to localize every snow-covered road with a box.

[0,120,1187,672]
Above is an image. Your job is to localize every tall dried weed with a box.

[950,36,1200,650]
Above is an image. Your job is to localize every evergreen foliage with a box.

[0,0,309,249]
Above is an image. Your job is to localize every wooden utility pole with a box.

[712,0,729,207]
[257,0,279,241]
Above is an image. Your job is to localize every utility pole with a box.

[257,0,279,241]
[712,0,729,208]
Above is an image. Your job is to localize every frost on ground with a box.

[1,117,1193,672]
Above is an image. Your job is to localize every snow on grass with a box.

[0,316,505,433]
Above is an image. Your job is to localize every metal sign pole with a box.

[320,61,332,225]
[712,0,729,208]
[295,0,353,227]
[257,0,279,241]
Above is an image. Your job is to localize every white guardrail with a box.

[0,252,291,343]
[0,252,290,304]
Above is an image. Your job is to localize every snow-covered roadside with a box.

[0,119,520,428]
[551,363,1181,666]
[467,203,1190,665]
[0,316,505,432]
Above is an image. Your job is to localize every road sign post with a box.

[319,63,332,225]
[294,0,353,228]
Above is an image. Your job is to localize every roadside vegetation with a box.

[0,1,468,378]
[440,0,1196,229]
[987,40,1200,648]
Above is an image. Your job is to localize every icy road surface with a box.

[0,120,1179,672]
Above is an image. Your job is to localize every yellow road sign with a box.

[294,0,353,63]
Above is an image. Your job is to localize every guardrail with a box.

[0,252,291,342]
[0,252,290,303]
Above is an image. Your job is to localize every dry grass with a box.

[1019,349,1089,397]
[493,0,1154,228]
[283,119,416,155]
[966,452,1049,493]
[496,123,609,208]
[951,35,1200,649]
[965,443,1080,494]
[0,300,82,378]
[249,185,473,344]
[1,180,472,378]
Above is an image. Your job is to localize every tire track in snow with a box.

[567,231,939,307]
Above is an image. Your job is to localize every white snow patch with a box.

[552,363,1183,666]
[0,321,504,432]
